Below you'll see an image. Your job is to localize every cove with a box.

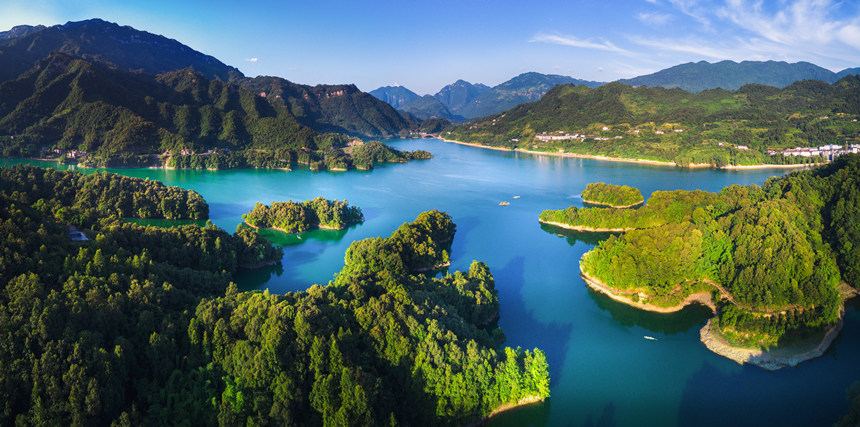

[4,139,859,426]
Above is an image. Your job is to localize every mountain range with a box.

[371,73,604,121]
[619,60,860,93]
[0,19,410,140]
[1,17,859,161]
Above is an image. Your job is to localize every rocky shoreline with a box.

[581,269,848,370]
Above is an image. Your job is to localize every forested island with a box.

[445,77,860,167]
[540,154,860,369]
[243,198,363,233]
[581,182,643,208]
[0,164,549,424]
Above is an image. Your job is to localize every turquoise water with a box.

[5,140,859,426]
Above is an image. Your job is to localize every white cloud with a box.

[837,24,860,49]
[245,57,259,63]
[637,11,674,25]
[530,33,629,53]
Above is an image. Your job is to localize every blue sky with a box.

[1,0,859,94]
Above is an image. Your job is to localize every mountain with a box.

[397,95,463,122]
[433,80,491,113]
[0,19,413,139]
[619,60,858,92]
[236,76,412,138]
[448,76,860,166]
[0,52,330,159]
[838,67,860,79]
[0,24,46,42]
[0,18,243,83]
[455,72,604,119]
[369,85,420,109]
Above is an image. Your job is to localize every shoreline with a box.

[539,219,634,233]
[581,271,715,314]
[480,395,545,424]
[582,198,644,209]
[580,267,845,370]
[436,137,819,170]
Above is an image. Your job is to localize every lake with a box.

[6,139,859,426]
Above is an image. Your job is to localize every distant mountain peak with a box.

[619,60,845,92]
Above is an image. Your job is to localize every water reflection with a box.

[539,223,619,247]
[587,288,713,335]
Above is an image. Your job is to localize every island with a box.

[242,197,363,233]
[0,164,549,425]
[444,78,860,168]
[540,154,860,369]
[581,182,644,208]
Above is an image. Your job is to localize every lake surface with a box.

[6,139,859,426]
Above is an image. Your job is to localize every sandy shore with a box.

[437,137,818,170]
[539,219,634,233]
[582,198,644,209]
[484,395,544,420]
[581,267,847,370]
[581,271,715,313]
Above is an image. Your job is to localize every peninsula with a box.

[541,154,860,369]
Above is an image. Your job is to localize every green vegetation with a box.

[0,164,208,220]
[581,182,644,207]
[348,141,432,170]
[450,78,860,167]
[0,53,428,171]
[544,154,860,348]
[243,198,363,233]
[0,164,549,425]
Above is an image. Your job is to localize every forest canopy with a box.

[0,164,548,425]
[242,197,363,233]
[543,154,860,347]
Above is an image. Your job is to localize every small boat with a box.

[499,201,510,206]
[513,196,521,199]
[297,235,302,239]
[644,336,658,341]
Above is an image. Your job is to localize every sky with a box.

[1,0,859,94]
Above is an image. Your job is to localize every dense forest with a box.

[448,77,860,167]
[0,164,549,425]
[243,198,364,232]
[0,52,429,172]
[581,182,643,207]
[541,154,860,347]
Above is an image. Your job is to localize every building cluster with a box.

[771,144,860,160]
[44,148,86,159]
[535,133,585,142]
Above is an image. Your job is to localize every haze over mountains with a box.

[371,73,603,121]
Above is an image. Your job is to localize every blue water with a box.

[6,139,857,426]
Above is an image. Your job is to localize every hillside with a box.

[0,18,242,83]
[448,77,860,166]
[398,95,463,121]
[433,79,491,114]
[0,52,344,163]
[369,85,420,109]
[456,72,604,119]
[236,76,412,138]
[620,60,859,92]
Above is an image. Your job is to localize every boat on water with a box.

[513,196,521,199]
[644,336,658,341]
[499,201,510,206]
